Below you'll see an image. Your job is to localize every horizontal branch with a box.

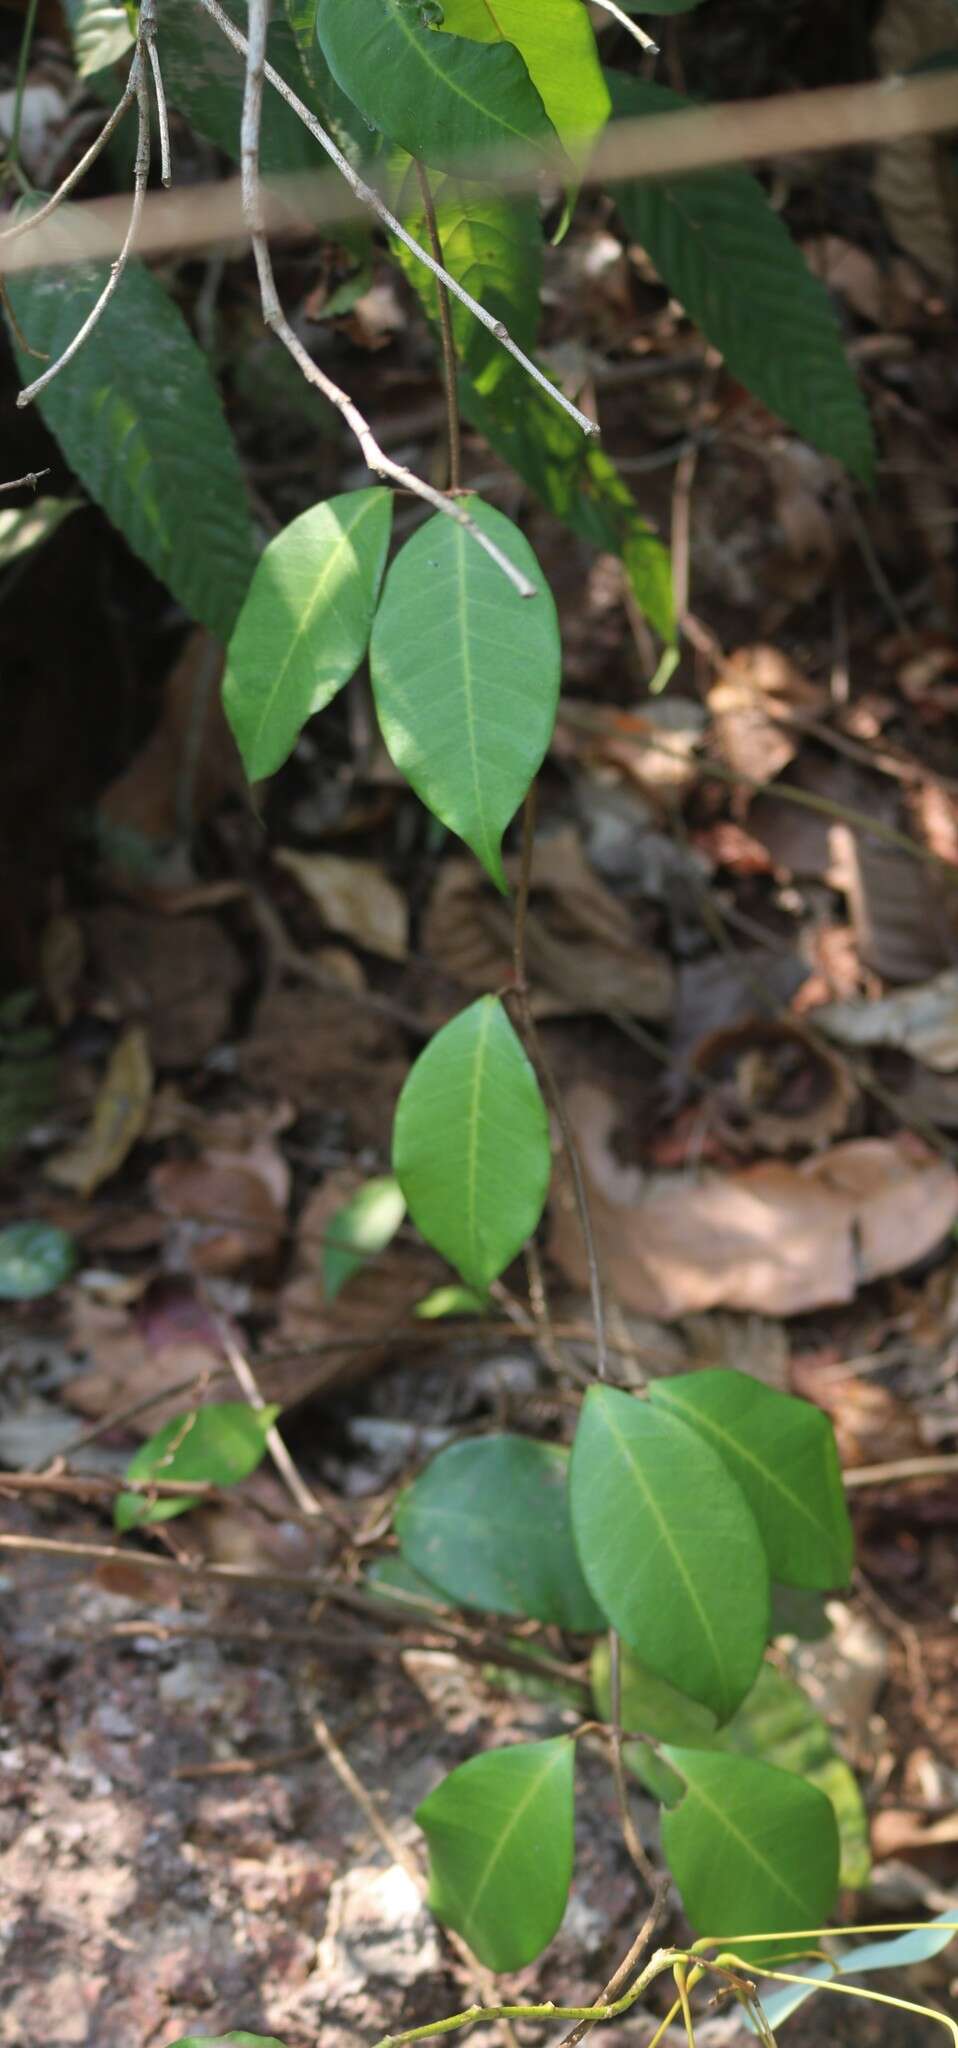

[2,68,956,279]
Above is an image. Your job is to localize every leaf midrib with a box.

[384,0,544,151]
[654,1387,844,1574]
[248,492,383,761]
[461,1743,567,1943]
[672,1764,813,1921]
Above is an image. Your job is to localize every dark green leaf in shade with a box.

[0,1221,75,1299]
[395,1435,605,1629]
[416,1737,575,1969]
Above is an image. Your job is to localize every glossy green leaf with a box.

[63,0,134,77]
[370,500,560,886]
[115,1402,279,1531]
[607,74,874,481]
[394,166,542,386]
[0,1221,75,1299]
[661,1748,840,1944]
[414,1284,487,1318]
[591,1637,717,1747]
[323,1173,406,1300]
[0,497,79,570]
[570,1385,769,1722]
[393,996,550,1290]
[283,0,383,161]
[438,0,610,163]
[396,1435,605,1630]
[159,0,325,172]
[460,365,675,643]
[223,490,393,781]
[754,1911,958,2030]
[649,1370,854,1591]
[315,0,555,172]
[5,243,257,640]
[416,1737,574,1969]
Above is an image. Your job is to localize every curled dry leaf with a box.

[548,1084,958,1320]
[816,968,958,1073]
[46,1026,153,1198]
[706,644,830,789]
[150,1138,290,1272]
[273,849,408,962]
[690,1018,856,1153]
[422,829,673,1020]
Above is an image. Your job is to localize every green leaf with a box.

[460,365,675,643]
[392,996,550,1291]
[570,1385,769,1722]
[323,1173,406,1300]
[165,2037,289,2047]
[5,242,257,640]
[395,1435,605,1630]
[0,497,79,570]
[661,1748,840,1945]
[370,500,560,886]
[437,0,610,164]
[394,166,543,386]
[62,0,134,77]
[606,74,875,481]
[648,1370,853,1591]
[416,1737,574,1969]
[754,1911,958,2031]
[283,0,383,161]
[223,490,393,781]
[365,1555,451,1613]
[115,1402,279,1531]
[414,1284,487,1318]
[0,1221,75,1299]
[316,0,555,171]
[159,0,325,172]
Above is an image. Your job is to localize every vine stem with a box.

[414,157,461,492]
[7,0,41,172]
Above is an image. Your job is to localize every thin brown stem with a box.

[414,157,461,492]
[556,1875,672,2048]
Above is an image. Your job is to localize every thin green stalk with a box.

[8,0,41,175]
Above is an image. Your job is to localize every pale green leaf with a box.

[570,1385,769,1722]
[115,1402,279,1531]
[607,74,874,481]
[0,497,79,570]
[223,490,393,781]
[63,0,134,77]
[323,1174,406,1300]
[5,243,257,640]
[438,0,610,163]
[315,0,556,171]
[461,364,675,643]
[755,1911,958,2030]
[649,1369,854,1590]
[394,164,542,386]
[0,1221,75,1299]
[414,1284,487,1318]
[396,1435,605,1630]
[661,1748,840,1945]
[370,500,560,887]
[417,1737,574,1969]
[392,995,550,1291]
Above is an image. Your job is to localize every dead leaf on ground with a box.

[671,951,809,1066]
[790,1353,926,1469]
[872,1809,958,1860]
[706,645,830,790]
[82,906,245,1068]
[64,1279,226,1432]
[873,0,958,288]
[97,631,241,888]
[690,1017,856,1152]
[273,850,408,962]
[802,235,886,326]
[238,978,407,1149]
[833,826,958,983]
[422,830,673,1020]
[816,967,958,1071]
[46,1026,153,1197]
[150,1137,289,1272]
[547,1084,958,1319]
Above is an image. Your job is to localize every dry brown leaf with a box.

[97,630,241,884]
[816,968,958,1072]
[834,825,958,983]
[274,849,408,961]
[84,906,245,1067]
[150,1141,289,1272]
[46,1026,153,1197]
[802,235,886,325]
[422,829,673,1020]
[690,1018,856,1152]
[873,0,958,287]
[789,1355,926,1469]
[707,645,829,788]
[64,1281,225,1432]
[871,1809,958,1860]
[547,1085,958,1319]
[238,978,406,1149]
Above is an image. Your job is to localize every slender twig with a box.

[0,67,139,245]
[206,1295,322,1520]
[556,1877,672,2048]
[414,157,461,492]
[590,0,659,56]
[7,0,41,170]
[139,0,172,189]
[0,467,48,492]
[198,0,595,442]
[16,49,151,408]
[845,1453,958,1488]
[237,0,536,598]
